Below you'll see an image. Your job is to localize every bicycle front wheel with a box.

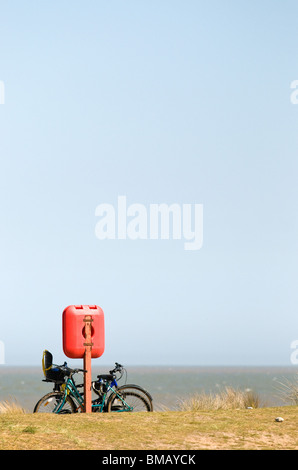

[107,388,152,413]
[33,392,76,414]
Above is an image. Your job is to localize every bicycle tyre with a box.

[107,388,152,413]
[116,384,153,411]
[33,392,76,414]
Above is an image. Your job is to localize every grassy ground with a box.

[0,406,297,450]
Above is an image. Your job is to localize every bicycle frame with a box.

[54,376,134,413]
[53,377,84,413]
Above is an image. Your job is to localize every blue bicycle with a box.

[33,351,153,413]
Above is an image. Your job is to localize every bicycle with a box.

[33,350,153,413]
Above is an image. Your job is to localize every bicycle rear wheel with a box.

[116,384,153,411]
[107,388,152,413]
[33,392,76,414]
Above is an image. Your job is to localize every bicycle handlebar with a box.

[109,362,123,375]
[57,361,124,381]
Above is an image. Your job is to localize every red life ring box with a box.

[62,305,105,359]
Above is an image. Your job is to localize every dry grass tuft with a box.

[276,375,298,405]
[0,399,27,414]
[178,387,261,411]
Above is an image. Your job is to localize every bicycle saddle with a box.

[96,374,114,381]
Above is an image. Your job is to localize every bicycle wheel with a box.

[33,392,76,414]
[116,384,153,411]
[107,388,152,413]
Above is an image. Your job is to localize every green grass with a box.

[0,406,297,450]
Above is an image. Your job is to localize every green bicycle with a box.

[33,351,153,413]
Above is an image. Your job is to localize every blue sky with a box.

[0,0,298,366]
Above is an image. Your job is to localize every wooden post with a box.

[83,315,93,413]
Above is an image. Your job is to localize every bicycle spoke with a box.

[108,391,151,412]
[34,393,75,414]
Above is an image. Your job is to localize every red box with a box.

[62,305,105,359]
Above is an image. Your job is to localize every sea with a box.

[0,366,297,412]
